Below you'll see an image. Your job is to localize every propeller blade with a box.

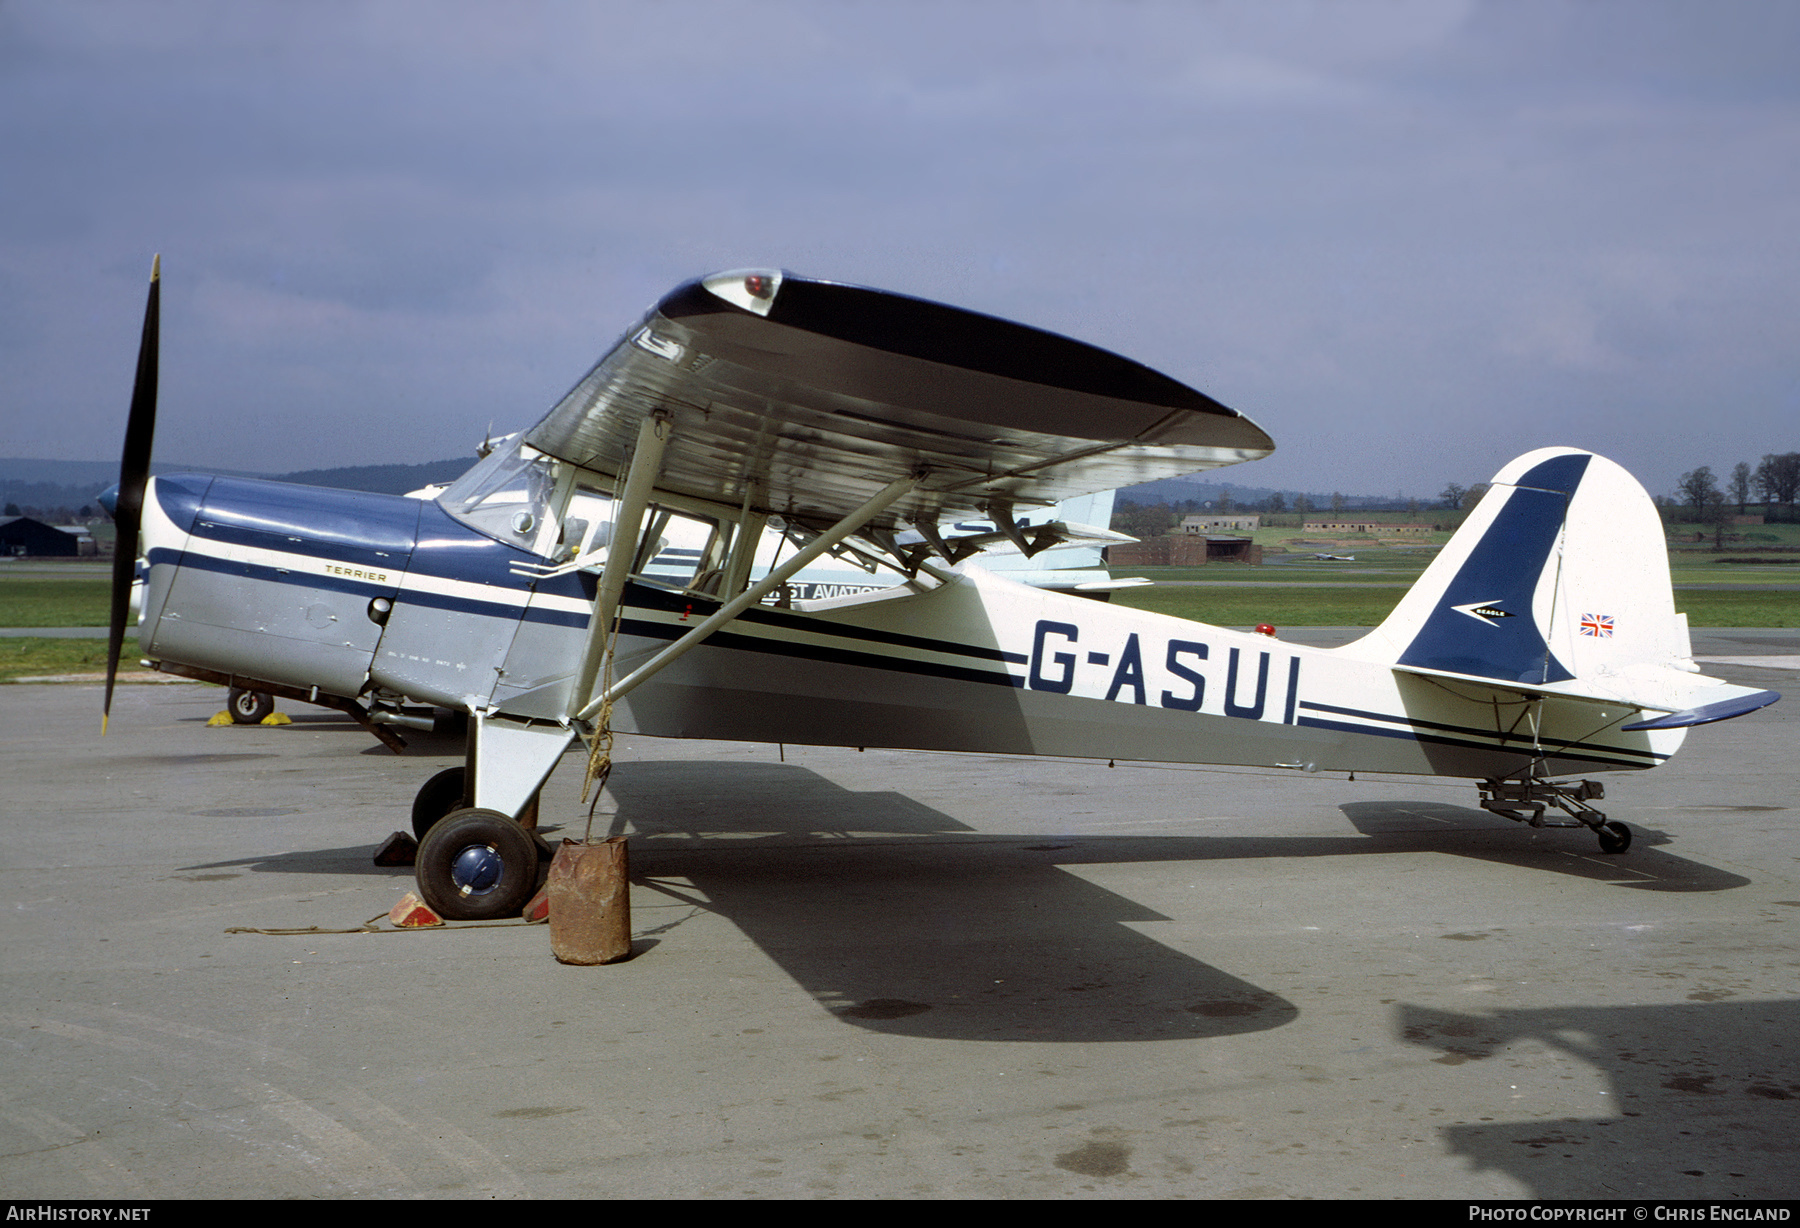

[103,255,160,734]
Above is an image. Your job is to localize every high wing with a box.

[524,269,1273,531]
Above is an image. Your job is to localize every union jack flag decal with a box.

[1580,613,1615,638]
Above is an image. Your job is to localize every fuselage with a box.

[604,565,1681,778]
[134,473,1683,780]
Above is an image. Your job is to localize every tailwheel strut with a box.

[1478,771,1631,854]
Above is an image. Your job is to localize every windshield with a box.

[438,435,558,552]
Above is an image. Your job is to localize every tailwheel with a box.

[416,808,543,920]
[227,687,274,725]
[1597,821,1632,855]
[1479,772,1630,853]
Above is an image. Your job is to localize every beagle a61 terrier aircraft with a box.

[103,262,1779,920]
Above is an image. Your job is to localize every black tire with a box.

[416,808,539,921]
[1597,821,1632,854]
[228,687,273,725]
[411,767,468,840]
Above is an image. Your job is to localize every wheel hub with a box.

[450,843,503,896]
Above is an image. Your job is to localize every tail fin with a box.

[1344,448,1778,726]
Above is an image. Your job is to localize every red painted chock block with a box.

[389,891,443,928]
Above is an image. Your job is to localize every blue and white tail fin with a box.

[1342,447,1778,729]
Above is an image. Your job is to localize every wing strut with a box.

[571,411,673,714]
[574,474,920,721]
[718,483,767,597]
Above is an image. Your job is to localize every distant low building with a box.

[1181,514,1261,533]
[53,525,97,556]
[0,516,81,557]
[1302,521,1433,535]
[1106,534,1262,567]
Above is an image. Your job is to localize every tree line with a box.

[3,501,99,523]
[1673,453,1800,524]
[1432,453,1799,525]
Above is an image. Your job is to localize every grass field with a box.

[0,637,133,682]
[1110,584,1796,627]
[0,576,111,626]
[0,548,1791,683]
[1110,584,1408,625]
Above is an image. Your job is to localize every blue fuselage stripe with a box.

[1297,698,1666,765]
[618,615,1026,689]
[624,582,1031,667]
[1294,714,1656,769]
[148,545,402,601]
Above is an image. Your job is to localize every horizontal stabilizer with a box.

[1620,688,1782,731]
[1391,659,1777,721]
[973,570,1153,594]
[907,519,1137,558]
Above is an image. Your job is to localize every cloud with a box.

[1,0,1795,500]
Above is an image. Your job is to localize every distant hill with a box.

[0,459,144,489]
[0,455,476,514]
[274,459,474,494]
[4,453,1424,518]
[1116,474,1422,512]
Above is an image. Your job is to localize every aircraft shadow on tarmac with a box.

[591,761,1744,1042]
[180,758,1749,1043]
[1339,800,1751,893]
[1397,998,1800,1199]
[597,759,1300,1043]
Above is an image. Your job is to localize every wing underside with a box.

[524,270,1274,530]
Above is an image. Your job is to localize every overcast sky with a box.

[3,0,1796,500]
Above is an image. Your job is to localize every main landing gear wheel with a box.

[415,808,542,921]
[1597,821,1633,855]
[411,767,468,840]
[227,687,273,725]
[410,767,540,841]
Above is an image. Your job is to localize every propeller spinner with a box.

[103,255,160,734]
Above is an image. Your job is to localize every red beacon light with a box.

[1254,623,1278,637]
[702,268,784,316]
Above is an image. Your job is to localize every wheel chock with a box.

[259,712,292,726]
[522,885,551,924]
[373,831,417,866]
[389,891,443,928]
[205,711,233,726]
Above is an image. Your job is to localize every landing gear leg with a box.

[1478,771,1631,854]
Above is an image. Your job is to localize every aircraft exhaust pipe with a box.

[370,707,439,732]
